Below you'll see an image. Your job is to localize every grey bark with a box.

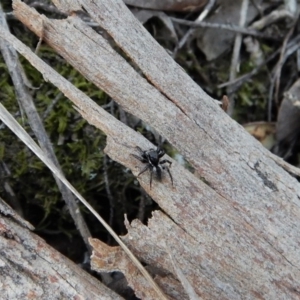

[0,199,123,300]
[0,1,92,254]
[0,0,300,298]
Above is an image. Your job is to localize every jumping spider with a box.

[131,146,173,189]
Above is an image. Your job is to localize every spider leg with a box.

[159,159,172,167]
[150,168,153,189]
[157,147,165,158]
[160,160,173,186]
[131,153,147,163]
[156,165,162,181]
[135,146,145,155]
[137,164,151,177]
[165,166,174,186]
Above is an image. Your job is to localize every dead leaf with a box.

[244,122,276,150]
[89,238,166,300]
[195,0,271,60]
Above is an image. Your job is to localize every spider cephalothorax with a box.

[131,146,173,188]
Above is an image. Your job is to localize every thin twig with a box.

[267,38,300,120]
[42,92,63,119]
[218,35,300,91]
[268,19,298,121]
[35,37,43,54]
[251,8,295,30]
[29,2,66,16]
[173,0,216,56]
[171,17,281,41]
[0,162,24,217]
[103,154,114,244]
[0,26,168,300]
[227,0,249,115]
[275,25,296,104]
[250,0,264,17]
[166,244,201,300]
[270,151,300,177]
[0,3,92,252]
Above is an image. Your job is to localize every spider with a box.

[131,146,173,189]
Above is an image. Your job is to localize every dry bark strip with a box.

[0,2,92,253]
[0,30,168,300]
[5,0,300,298]
[0,202,123,300]
[48,1,300,271]
[90,238,178,300]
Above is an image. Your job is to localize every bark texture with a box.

[2,0,300,299]
[0,199,123,299]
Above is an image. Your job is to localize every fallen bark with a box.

[0,1,92,254]
[1,0,300,298]
[0,198,123,299]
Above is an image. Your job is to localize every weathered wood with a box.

[5,0,300,298]
[0,203,123,299]
[0,2,92,253]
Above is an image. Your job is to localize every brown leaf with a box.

[244,122,276,150]
[221,95,229,112]
[90,238,166,300]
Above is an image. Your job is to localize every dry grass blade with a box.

[166,246,201,300]
[0,103,167,300]
[0,2,92,252]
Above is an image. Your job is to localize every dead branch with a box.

[1,0,300,298]
[0,2,92,253]
[171,17,280,40]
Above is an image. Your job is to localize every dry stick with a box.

[250,0,264,17]
[103,154,115,244]
[268,35,300,122]
[0,162,24,217]
[0,4,92,252]
[0,102,166,300]
[226,0,249,116]
[268,21,297,121]
[173,0,216,56]
[9,2,300,297]
[47,0,300,218]
[218,49,279,90]
[29,1,65,15]
[0,26,168,300]
[42,92,63,119]
[166,245,201,300]
[267,36,300,122]
[271,151,300,177]
[171,17,281,41]
[218,35,300,90]
[251,8,295,30]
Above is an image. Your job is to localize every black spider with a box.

[131,146,173,189]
